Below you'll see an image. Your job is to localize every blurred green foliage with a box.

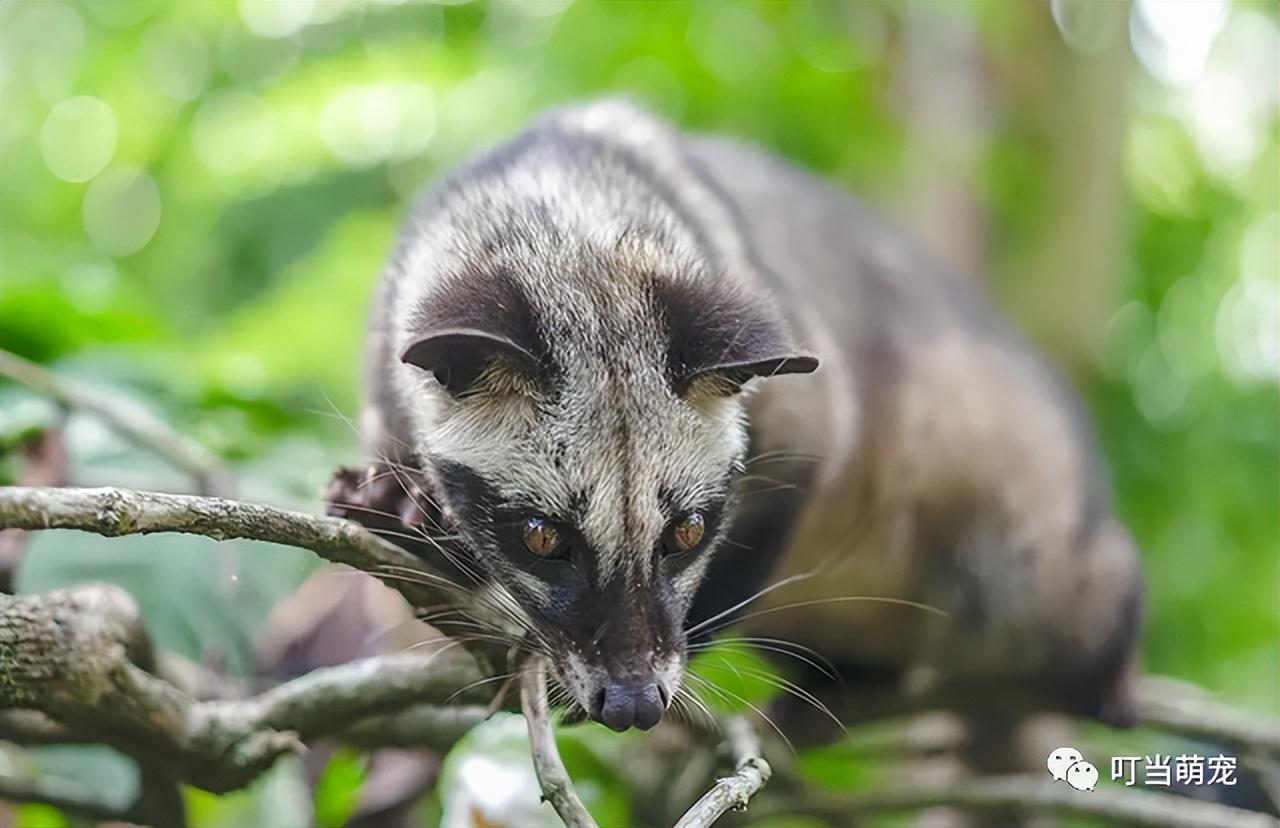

[0,0,1276,824]
[312,749,369,828]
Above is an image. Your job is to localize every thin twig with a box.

[520,658,598,828]
[0,485,453,612]
[674,715,771,828]
[0,349,231,495]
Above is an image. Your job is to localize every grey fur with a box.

[356,100,1144,728]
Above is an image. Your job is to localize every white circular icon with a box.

[1047,747,1083,782]
[1066,760,1099,791]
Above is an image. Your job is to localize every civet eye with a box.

[522,517,565,558]
[666,512,706,554]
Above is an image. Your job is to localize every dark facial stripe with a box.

[433,459,583,569]
[431,455,709,672]
[432,458,605,643]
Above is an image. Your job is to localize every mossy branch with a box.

[0,583,488,795]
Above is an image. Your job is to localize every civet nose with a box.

[593,680,666,732]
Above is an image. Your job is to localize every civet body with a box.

[341,102,1143,732]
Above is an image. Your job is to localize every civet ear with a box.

[401,328,540,397]
[662,279,818,397]
[680,354,819,395]
[404,266,548,397]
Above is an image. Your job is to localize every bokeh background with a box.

[0,0,1276,826]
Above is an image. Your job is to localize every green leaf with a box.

[686,641,783,714]
[313,748,368,828]
[15,804,68,828]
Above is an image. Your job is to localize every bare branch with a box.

[199,648,488,743]
[521,658,598,828]
[818,775,1280,828]
[0,349,231,496]
[339,703,490,751]
[0,710,75,744]
[673,716,771,828]
[0,485,453,612]
[1135,676,1280,757]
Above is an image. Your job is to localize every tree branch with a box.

[0,710,76,744]
[1,483,1275,828]
[0,583,488,794]
[1135,676,1280,757]
[338,703,490,751]
[0,485,454,613]
[197,648,488,745]
[673,715,771,828]
[815,775,1280,828]
[0,350,231,496]
[521,658,598,828]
